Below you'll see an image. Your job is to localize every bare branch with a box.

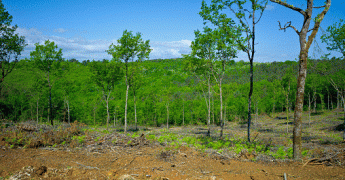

[269,0,306,16]
[306,0,331,50]
[313,5,326,8]
[278,21,300,35]
[255,1,268,24]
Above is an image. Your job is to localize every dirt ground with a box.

[1,109,345,180]
[1,144,345,180]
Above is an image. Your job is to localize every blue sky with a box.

[4,0,345,62]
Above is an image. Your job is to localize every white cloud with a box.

[54,28,67,33]
[149,40,192,59]
[15,27,192,60]
[266,5,274,11]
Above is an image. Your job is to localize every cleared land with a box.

[0,109,344,180]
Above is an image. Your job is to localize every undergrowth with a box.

[147,132,309,160]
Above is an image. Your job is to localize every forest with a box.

[1,0,345,164]
[2,56,345,128]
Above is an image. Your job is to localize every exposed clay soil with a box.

[1,142,345,180]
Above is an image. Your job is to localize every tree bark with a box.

[134,94,137,130]
[270,0,331,160]
[247,2,256,142]
[124,82,129,133]
[219,75,224,139]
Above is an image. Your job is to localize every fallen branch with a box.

[302,158,318,167]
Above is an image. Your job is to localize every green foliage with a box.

[321,19,345,57]
[72,135,86,144]
[0,1,26,86]
[30,40,63,72]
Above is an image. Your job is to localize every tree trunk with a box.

[247,3,256,142]
[212,95,215,124]
[182,99,185,126]
[328,90,330,110]
[93,105,96,125]
[166,103,169,129]
[219,77,224,139]
[154,100,157,127]
[208,75,211,125]
[337,91,339,109]
[106,95,110,129]
[114,107,116,127]
[48,70,53,126]
[67,100,70,124]
[247,57,253,142]
[124,76,129,133]
[36,99,39,124]
[313,89,317,113]
[293,48,309,160]
[270,0,331,161]
[134,94,137,130]
[309,93,311,127]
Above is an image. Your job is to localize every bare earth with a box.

[1,143,344,180]
[1,110,345,180]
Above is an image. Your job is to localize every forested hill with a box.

[2,57,345,126]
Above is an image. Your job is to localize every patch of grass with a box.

[72,135,86,144]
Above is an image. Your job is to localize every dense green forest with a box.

[2,57,344,127]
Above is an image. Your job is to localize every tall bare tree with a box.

[270,0,331,160]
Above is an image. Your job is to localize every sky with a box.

[4,0,345,62]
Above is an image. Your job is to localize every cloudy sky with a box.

[4,0,345,62]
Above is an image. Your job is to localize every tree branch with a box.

[313,5,326,8]
[278,21,300,35]
[306,0,331,50]
[269,0,306,16]
[255,1,268,24]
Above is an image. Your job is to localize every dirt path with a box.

[1,145,344,180]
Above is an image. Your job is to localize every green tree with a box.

[321,19,345,57]
[30,40,63,125]
[90,60,122,128]
[107,30,151,133]
[270,0,331,160]
[0,1,26,97]
[199,0,267,142]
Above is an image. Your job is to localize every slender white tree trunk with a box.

[125,83,129,133]
[219,77,223,139]
[208,75,211,125]
[166,102,169,129]
[134,95,137,130]
[182,98,185,126]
